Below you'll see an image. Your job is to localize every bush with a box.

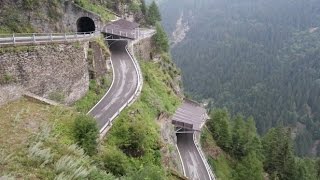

[124,165,165,180]
[73,115,98,156]
[102,148,130,176]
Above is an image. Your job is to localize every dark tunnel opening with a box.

[77,17,95,33]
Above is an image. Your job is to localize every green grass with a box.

[74,0,115,22]
[0,98,117,179]
[74,77,111,114]
[0,52,182,179]
[101,59,181,176]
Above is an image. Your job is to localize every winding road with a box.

[88,41,138,132]
[177,133,211,180]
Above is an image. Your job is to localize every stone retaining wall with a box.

[0,42,90,106]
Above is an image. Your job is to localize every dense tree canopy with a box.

[160,0,320,157]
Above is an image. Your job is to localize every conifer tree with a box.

[147,1,161,25]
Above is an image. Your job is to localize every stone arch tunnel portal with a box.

[77,17,95,33]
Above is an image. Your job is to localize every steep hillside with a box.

[0,1,185,179]
[159,0,320,157]
[201,109,320,180]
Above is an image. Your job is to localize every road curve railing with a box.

[0,31,100,46]
[193,132,217,180]
[96,31,155,137]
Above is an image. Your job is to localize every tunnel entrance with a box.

[77,17,95,33]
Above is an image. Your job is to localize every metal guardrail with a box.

[104,28,156,40]
[193,132,217,180]
[98,30,155,137]
[0,31,99,45]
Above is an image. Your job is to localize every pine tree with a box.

[207,109,231,151]
[140,0,147,16]
[262,128,297,180]
[154,23,169,52]
[234,152,264,180]
[147,1,161,25]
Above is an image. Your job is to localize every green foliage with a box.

[0,73,15,85]
[262,128,297,180]
[160,0,320,156]
[74,78,111,113]
[73,115,98,156]
[231,116,262,159]
[140,0,147,16]
[295,158,318,180]
[74,0,115,22]
[154,23,169,53]
[47,0,63,21]
[234,152,264,180]
[102,59,180,177]
[0,8,34,33]
[125,165,166,180]
[101,147,131,176]
[207,109,231,151]
[22,0,41,10]
[129,2,141,13]
[147,1,161,25]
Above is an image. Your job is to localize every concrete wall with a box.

[0,43,90,106]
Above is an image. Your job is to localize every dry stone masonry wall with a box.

[0,42,90,106]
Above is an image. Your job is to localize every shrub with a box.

[102,148,130,176]
[124,165,165,180]
[0,73,15,85]
[73,115,98,156]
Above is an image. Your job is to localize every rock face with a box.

[158,113,184,174]
[0,43,90,105]
[133,37,155,61]
[0,0,103,33]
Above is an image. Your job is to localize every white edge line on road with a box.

[87,55,115,116]
[175,144,187,177]
[193,132,214,180]
[99,40,142,135]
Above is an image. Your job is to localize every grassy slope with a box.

[201,127,234,180]
[0,58,181,179]
[74,0,115,22]
[102,59,181,175]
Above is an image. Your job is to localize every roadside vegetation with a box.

[74,0,115,22]
[74,36,112,114]
[0,55,181,179]
[202,109,320,180]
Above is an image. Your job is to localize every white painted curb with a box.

[87,56,115,115]
[176,144,187,176]
[193,132,216,180]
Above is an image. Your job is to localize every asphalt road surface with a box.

[89,41,138,130]
[177,133,211,180]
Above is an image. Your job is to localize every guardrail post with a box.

[126,32,128,37]
[64,33,67,41]
[50,33,53,41]
[12,33,16,44]
[33,33,36,43]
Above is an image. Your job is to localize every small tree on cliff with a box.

[147,1,161,25]
[154,23,169,52]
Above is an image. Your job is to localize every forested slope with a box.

[159,0,320,156]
